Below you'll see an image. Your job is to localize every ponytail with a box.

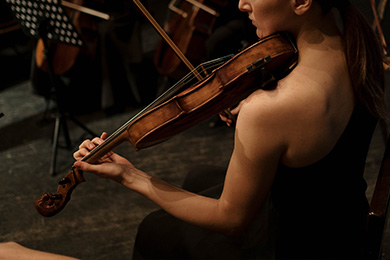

[340,3,387,120]
[316,0,387,120]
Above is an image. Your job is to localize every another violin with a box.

[154,0,228,79]
[35,32,298,217]
[35,0,109,75]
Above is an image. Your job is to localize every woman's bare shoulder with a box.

[237,67,354,167]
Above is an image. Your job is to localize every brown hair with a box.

[318,0,387,120]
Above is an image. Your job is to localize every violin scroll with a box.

[35,168,85,217]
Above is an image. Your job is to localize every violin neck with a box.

[80,127,128,164]
[80,55,233,163]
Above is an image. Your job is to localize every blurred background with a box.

[0,0,389,259]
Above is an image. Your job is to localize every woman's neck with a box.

[294,8,344,61]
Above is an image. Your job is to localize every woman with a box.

[1,0,386,259]
[74,0,386,258]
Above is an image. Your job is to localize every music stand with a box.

[4,0,97,175]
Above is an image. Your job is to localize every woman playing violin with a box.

[75,0,387,258]
[0,0,386,259]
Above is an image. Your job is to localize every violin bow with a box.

[132,0,203,80]
[61,0,110,20]
[131,0,235,121]
[369,0,388,56]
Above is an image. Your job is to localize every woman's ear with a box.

[293,0,312,15]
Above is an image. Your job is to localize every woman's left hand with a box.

[73,132,137,185]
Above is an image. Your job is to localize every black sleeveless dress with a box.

[133,104,377,259]
[272,104,377,259]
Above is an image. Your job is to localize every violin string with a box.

[129,54,233,116]
[80,55,233,162]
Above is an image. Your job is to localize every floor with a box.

[1,0,390,259]
[0,79,237,259]
[1,62,390,260]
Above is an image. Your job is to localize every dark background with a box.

[0,0,389,259]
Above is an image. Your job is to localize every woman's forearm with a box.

[122,168,241,235]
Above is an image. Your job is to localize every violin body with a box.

[35,32,298,217]
[154,0,228,79]
[130,33,297,149]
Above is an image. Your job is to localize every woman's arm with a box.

[0,242,79,260]
[73,93,287,235]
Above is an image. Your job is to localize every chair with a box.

[365,135,390,259]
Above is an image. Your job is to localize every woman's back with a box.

[233,2,380,258]
[272,103,377,258]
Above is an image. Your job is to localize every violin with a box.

[35,0,109,75]
[370,0,388,56]
[35,32,298,217]
[154,0,229,79]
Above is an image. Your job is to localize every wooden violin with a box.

[35,32,298,217]
[35,0,298,217]
[35,0,109,75]
[154,0,228,79]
